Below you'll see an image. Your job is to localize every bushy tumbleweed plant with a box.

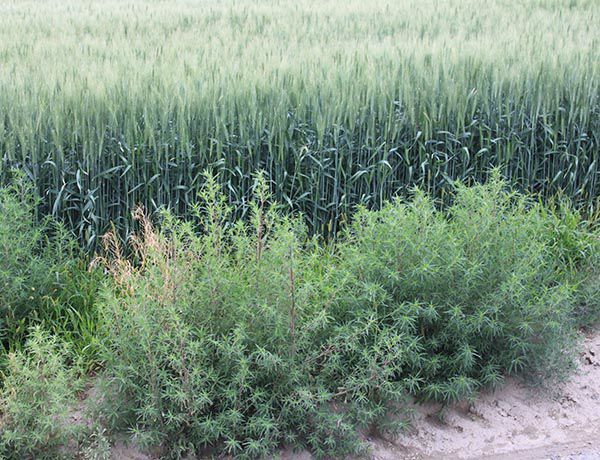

[94,173,599,458]
[0,327,83,459]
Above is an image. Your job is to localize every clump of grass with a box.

[571,243,600,327]
[0,172,102,370]
[93,173,599,458]
[0,172,51,347]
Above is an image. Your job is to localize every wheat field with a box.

[1,0,598,246]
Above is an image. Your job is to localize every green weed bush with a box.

[0,174,101,368]
[572,246,600,326]
[543,202,600,326]
[333,175,586,390]
[96,174,599,458]
[0,175,53,346]
[97,175,367,458]
[0,327,82,459]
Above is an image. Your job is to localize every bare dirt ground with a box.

[111,331,600,459]
[367,330,600,460]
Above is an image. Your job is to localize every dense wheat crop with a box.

[0,0,598,247]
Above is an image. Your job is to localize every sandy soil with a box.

[369,330,600,460]
[110,331,600,459]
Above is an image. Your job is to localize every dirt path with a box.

[367,331,600,460]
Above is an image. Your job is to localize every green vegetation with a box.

[0,172,101,369]
[3,174,595,458]
[0,0,598,457]
[0,328,83,459]
[0,0,598,247]
[89,174,598,458]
